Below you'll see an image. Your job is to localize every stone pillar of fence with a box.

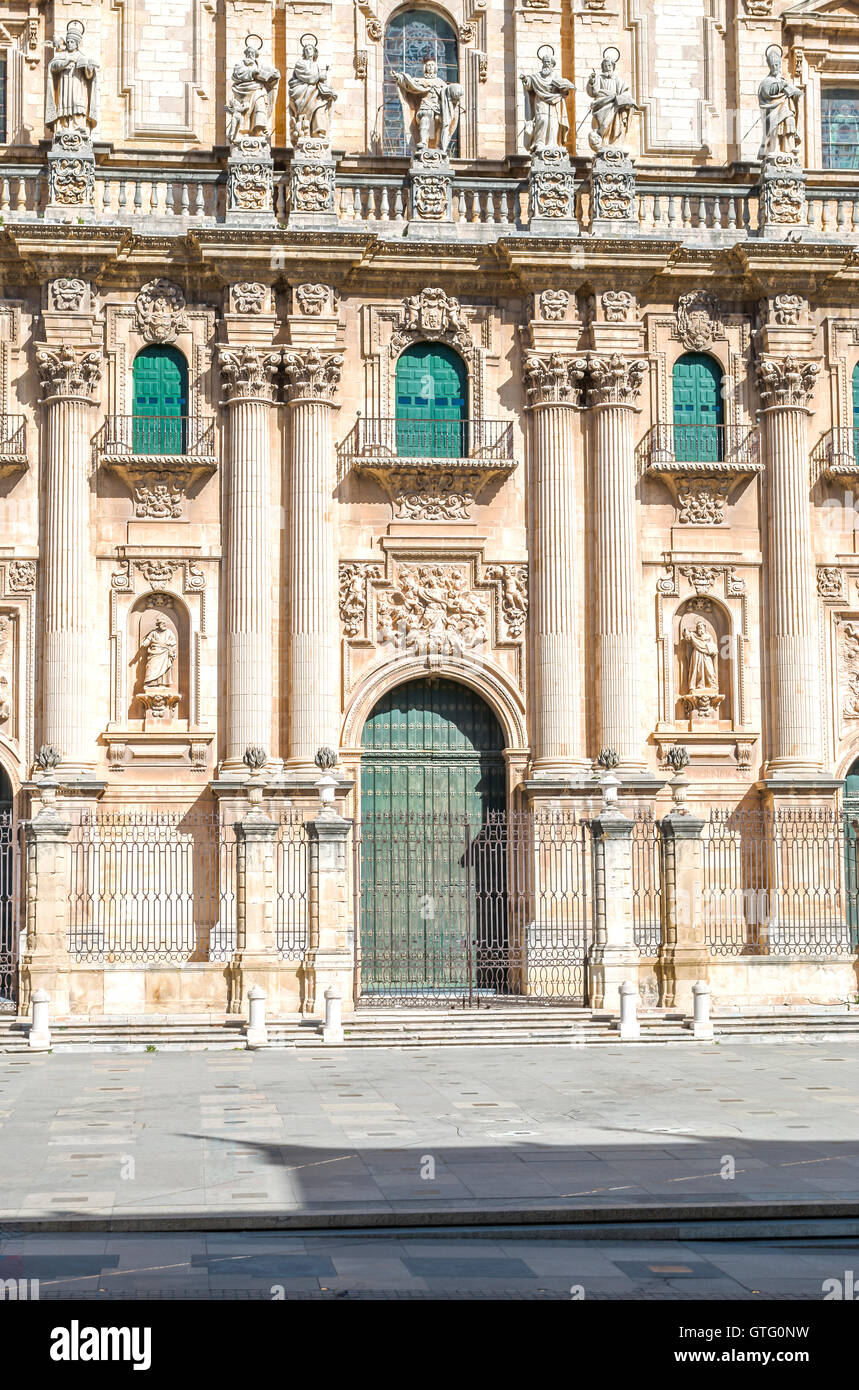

[589,803,638,1011]
[303,807,354,1018]
[19,796,73,1017]
[656,806,709,1012]
[229,801,295,1015]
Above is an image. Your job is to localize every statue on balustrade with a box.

[757,44,802,162]
[586,47,638,153]
[226,34,280,147]
[288,34,338,144]
[45,20,99,139]
[392,58,463,157]
[520,46,574,155]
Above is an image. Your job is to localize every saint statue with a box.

[392,58,464,156]
[520,46,574,156]
[226,34,280,147]
[45,20,99,139]
[684,619,719,694]
[288,34,337,144]
[757,44,802,162]
[139,617,177,690]
[586,46,638,153]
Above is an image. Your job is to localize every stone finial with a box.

[33,743,62,772]
[596,747,620,770]
[243,745,267,772]
[665,745,690,773]
[314,746,338,770]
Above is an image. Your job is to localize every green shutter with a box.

[672,353,724,463]
[132,346,188,455]
[395,344,468,458]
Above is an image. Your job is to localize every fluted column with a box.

[758,356,823,774]
[282,348,343,772]
[220,346,280,768]
[587,354,648,772]
[524,353,589,777]
[36,346,102,773]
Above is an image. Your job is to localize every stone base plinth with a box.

[656,944,711,1012]
[227,953,304,1018]
[587,945,639,1012]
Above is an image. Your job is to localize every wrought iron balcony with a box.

[338,417,516,516]
[813,428,859,484]
[98,416,218,518]
[0,415,27,473]
[637,423,760,478]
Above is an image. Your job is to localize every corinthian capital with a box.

[586,354,647,407]
[523,352,587,407]
[282,347,344,404]
[36,345,102,400]
[756,354,819,410]
[219,345,281,402]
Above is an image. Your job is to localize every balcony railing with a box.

[0,415,26,463]
[341,417,514,465]
[637,423,760,476]
[101,415,216,459]
[814,427,859,482]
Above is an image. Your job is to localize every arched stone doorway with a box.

[358,676,506,1001]
[0,764,14,1009]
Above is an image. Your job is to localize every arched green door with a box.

[132,345,188,455]
[672,353,723,463]
[360,678,505,1000]
[395,343,468,459]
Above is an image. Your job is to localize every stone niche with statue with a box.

[129,596,187,728]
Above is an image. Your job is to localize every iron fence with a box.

[339,417,515,465]
[632,809,663,956]
[0,810,19,1009]
[68,811,236,963]
[702,808,857,957]
[354,810,589,1007]
[101,415,216,459]
[275,813,308,959]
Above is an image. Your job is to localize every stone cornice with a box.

[219,345,281,403]
[756,354,820,411]
[35,344,102,401]
[282,347,343,405]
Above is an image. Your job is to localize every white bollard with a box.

[246,985,268,1048]
[29,990,51,1051]
[618,980,640,1040]
[692,980,714,1040]
[322,984,344,1045]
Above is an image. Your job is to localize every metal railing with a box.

[101,415,216,459]
[0,810,19,1009]
[353,809,589,1007]
[68,811,235,964]
[701,808,856,957]
[275,814,308,960]
[637,422,760,473]
[631,810,662,956]
[340,417,515,463]
[0,415,26,458]
[813,427,859,479]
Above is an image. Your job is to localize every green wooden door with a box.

[132,346,188,455]
[360,678,505,998]
[672,353,723,463]
[395,344,467,459]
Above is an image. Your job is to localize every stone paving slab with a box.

[0,1041,858,1228]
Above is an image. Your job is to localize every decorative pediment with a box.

[391,288,472,356]
[784,0,859,18]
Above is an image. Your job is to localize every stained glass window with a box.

[822,88,859,171]
[383,10,458,157]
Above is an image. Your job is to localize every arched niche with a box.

[674,596,732,725]
[383,8,459,156]
[128,594,190,727]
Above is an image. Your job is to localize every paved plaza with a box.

[1,1042,858,1225]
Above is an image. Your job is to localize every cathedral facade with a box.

[1,0,859,1024]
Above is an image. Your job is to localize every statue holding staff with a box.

[46,20,99,138]
[757,44,802,161]
[226,34,280,147]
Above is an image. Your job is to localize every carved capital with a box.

[219,345,280,402]
[36,345,102,400]
[523,352,587,407]
[282,347,343,404]
[756,355,819,410]
[586,354,647,407]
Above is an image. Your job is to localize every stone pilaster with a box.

[523,351,589,779]
[587,354,648,776]
[303,811,353,1016]
[36,344,102,775]
[19,797,72,1017]
[757,355,825,782]
[656,808,709,1012]
[219,345,280,772]
[588,806,638,1011]
[282,346,343,774]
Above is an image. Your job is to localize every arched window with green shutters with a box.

[395,342,468,458]
[132,345,188,455]
[672,352,724,463]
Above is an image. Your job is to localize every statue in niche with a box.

[520,46,574,155]
[226,34,280,147]
[586,46,638,153]
[679,611,724,721]
[46,20,99,139]
[288,34,337,144]
[392,57,464,157]
[133,612,180,723]
[757,44,802,162]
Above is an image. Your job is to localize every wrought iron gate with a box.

[354,810,589,1006]
[0,809,19,1010]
